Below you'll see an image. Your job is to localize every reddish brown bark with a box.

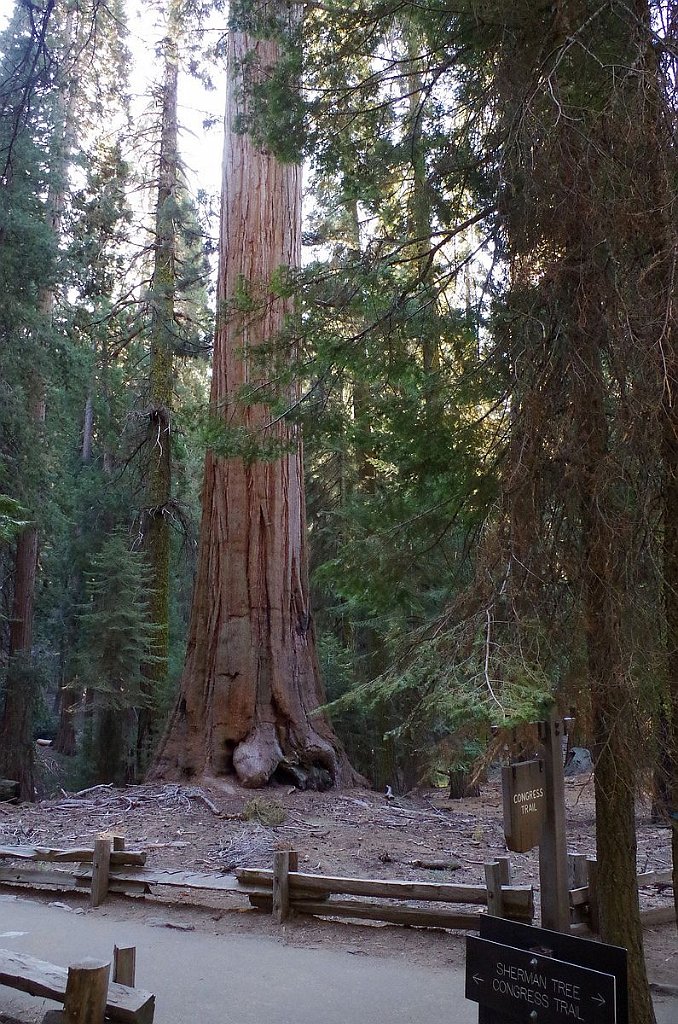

[153,8,355,789]
[0,526,39,798]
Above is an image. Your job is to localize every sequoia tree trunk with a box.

[153,3,356,789]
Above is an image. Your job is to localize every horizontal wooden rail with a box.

[0,844,146,866]
[240,857,534,928]
[0,948,154,1024]
[236,866,533,913]
[0,865,151,896]
[248,892,485,929]
[568,868,673,908]
[637,868,672,886]
[568,885,589,908]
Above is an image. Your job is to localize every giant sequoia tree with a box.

[153,1,355,788]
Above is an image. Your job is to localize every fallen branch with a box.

[185,788,221,816]
[408,858,461,871]
[73,784,114,799]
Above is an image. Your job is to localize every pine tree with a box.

[73,533,160,784]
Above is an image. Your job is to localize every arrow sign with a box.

[466,936,617,1024]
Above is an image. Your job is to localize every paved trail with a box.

[0,896,676,1024]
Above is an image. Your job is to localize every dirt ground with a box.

[0,752,676,1011]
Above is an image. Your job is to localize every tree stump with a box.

[448,770,480,799]
[0,779,20,802]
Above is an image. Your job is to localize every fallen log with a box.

[407,858,462,871]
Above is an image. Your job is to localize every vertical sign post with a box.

[538,713,570,931]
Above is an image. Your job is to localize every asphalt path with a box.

[0,895,676,1024]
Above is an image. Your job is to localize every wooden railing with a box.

[237,851,534,928]
[0,839,148,907]
[1,841,672,934]
[566,852,675,931]
[0,841,533,931]
[0,944,154,1024]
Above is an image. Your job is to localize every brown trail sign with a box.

[502,760,545,853]
[500,714,572,931]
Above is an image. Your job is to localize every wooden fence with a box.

[0,943,154,1024]
[0,840,673,934]
[0,839,148,908]
[0,840,533,930]
[566,852,675,931]
[237,851,534,928]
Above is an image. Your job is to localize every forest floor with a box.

[0,749,676,1019]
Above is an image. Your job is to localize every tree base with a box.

[152,711,364,791]
[448,770,481,799]
[0,779,20,803]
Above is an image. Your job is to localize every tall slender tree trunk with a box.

[137,1,179,772]
[403,18,437,382]
[663,390,678,927]
[154,3,355,788]
[574,318,655,1023]
[53,391,95,758]
[0,523,40,796]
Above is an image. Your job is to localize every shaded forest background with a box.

[0,0,676,798]
[0,0,520,794]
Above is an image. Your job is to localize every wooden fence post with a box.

[62,958,110,1024]
[112,945,136,987]
[586,857,600,934]
[273,850,292,924]
[567,852,588,890]
[538,714,570,931]
[90,838,111,909]
[496,857,512,886]
[485,861,505,917]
